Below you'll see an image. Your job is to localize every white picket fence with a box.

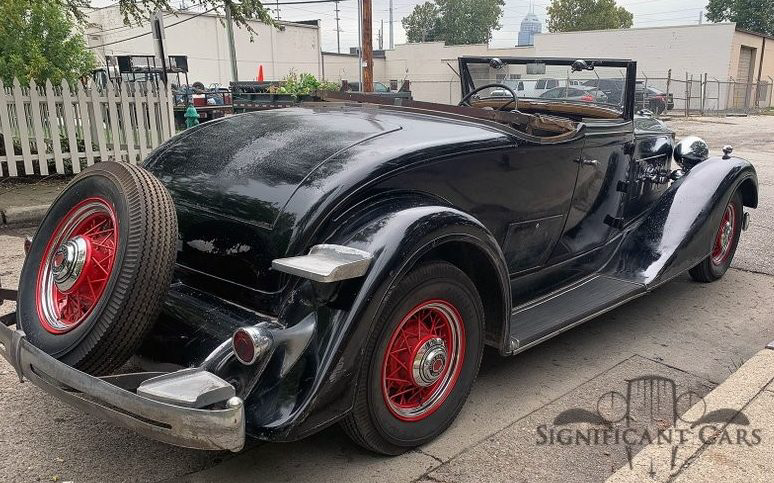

[0,78,176,177]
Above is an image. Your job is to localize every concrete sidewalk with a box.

[0,176,69,227]
[608,346,774,482]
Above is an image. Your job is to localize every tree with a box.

[57,1,275,32]
[0,1,95,86]
[706,0,774,36]
[436,0,505,44]
[546,0,633,32]
[403,0,505,45]
[403,2,440,42]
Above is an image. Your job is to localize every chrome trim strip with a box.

[272,244,373,283]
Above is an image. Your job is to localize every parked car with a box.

[582,78,674,113]
[491,80,598,102]
[499,78,584,98]
[340,80,413,101]
[582,77,627,104]
[345,81,392,93]
[637,84,674,114]
[539,85,609,103]
[0,56,757,456]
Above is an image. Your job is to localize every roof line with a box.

[735,27,774,41]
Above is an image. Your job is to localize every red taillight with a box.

[580,95,594,102]
[233,329,256,364]
[232,326,273,365]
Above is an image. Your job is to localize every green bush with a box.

[270,72,340,99]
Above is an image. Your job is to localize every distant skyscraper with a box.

[517,2,542,46]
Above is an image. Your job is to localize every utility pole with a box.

[151,11,169,86]
[334,0,341,53]
[225,7,239,82]
[698,11,703,24]
[361,0,373,92]
[389,0,394,49]
[379,20,384,50]
[275,0,281,20]
[357,0,362,88]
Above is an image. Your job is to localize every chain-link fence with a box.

[387,70,773,118]
[637,70,773,117]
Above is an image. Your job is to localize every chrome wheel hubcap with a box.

[412,337,448,387]
[720,220,732,252]
[51,236,89,292]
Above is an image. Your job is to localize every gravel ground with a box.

[0,115,772,482]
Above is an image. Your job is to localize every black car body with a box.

[0,57,758,454]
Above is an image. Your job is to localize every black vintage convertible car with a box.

[0,57,758,455]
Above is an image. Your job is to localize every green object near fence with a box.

[184,105,200,128]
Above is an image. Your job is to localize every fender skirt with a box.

[604,156,757,287]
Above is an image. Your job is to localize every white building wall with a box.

[322,25,742,105]
[323,43,536,104]
[533,23,737,80]
[321,53,362,83]
[88,10,769,108]
[87,7,322,86]
[382,42,535,104]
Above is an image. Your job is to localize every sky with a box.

[268,0,713,51]
[92,0,716,52]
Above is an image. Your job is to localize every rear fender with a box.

[605,156,757,286]
[264,201,509,440]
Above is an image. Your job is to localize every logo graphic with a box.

[536,375,760,476]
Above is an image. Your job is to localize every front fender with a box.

[260,201,509,440]
[606,156,757,286]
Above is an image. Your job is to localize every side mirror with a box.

[571,59,594,72]
[489,58,505,70]
[673,136,709,170]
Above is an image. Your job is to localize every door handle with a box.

[575,158,598,167]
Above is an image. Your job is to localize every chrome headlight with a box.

[674,136,709,170]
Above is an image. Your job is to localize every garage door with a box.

[734,46,755,108]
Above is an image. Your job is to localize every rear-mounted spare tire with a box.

[17,162,178,376]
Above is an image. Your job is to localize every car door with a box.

[548,120,635,261]
[375,134,584,277]
[497,139,584,275]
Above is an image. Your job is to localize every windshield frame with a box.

[458,56,637,120]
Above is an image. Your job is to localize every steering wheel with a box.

[458,83,518,111]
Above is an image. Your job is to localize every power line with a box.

[88,0,352,50]
[334,0,342,53]
[89,3,204,35]
[88,7,217,49]
[389,0,394,49]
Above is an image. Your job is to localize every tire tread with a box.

[341,261,484,455]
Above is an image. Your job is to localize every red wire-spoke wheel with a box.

[18,162,177,375]
[342,261,484,455]
[711,202,736,266]
[382,300,466,421]
[689,190,744,283]
[36,198,118,334]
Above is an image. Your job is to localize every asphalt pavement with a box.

[0,115,772,482]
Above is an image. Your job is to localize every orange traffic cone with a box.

[257,65,264,82]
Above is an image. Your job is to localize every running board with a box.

[508,275,645,354]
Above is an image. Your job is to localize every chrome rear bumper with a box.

[0,323,245,452]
